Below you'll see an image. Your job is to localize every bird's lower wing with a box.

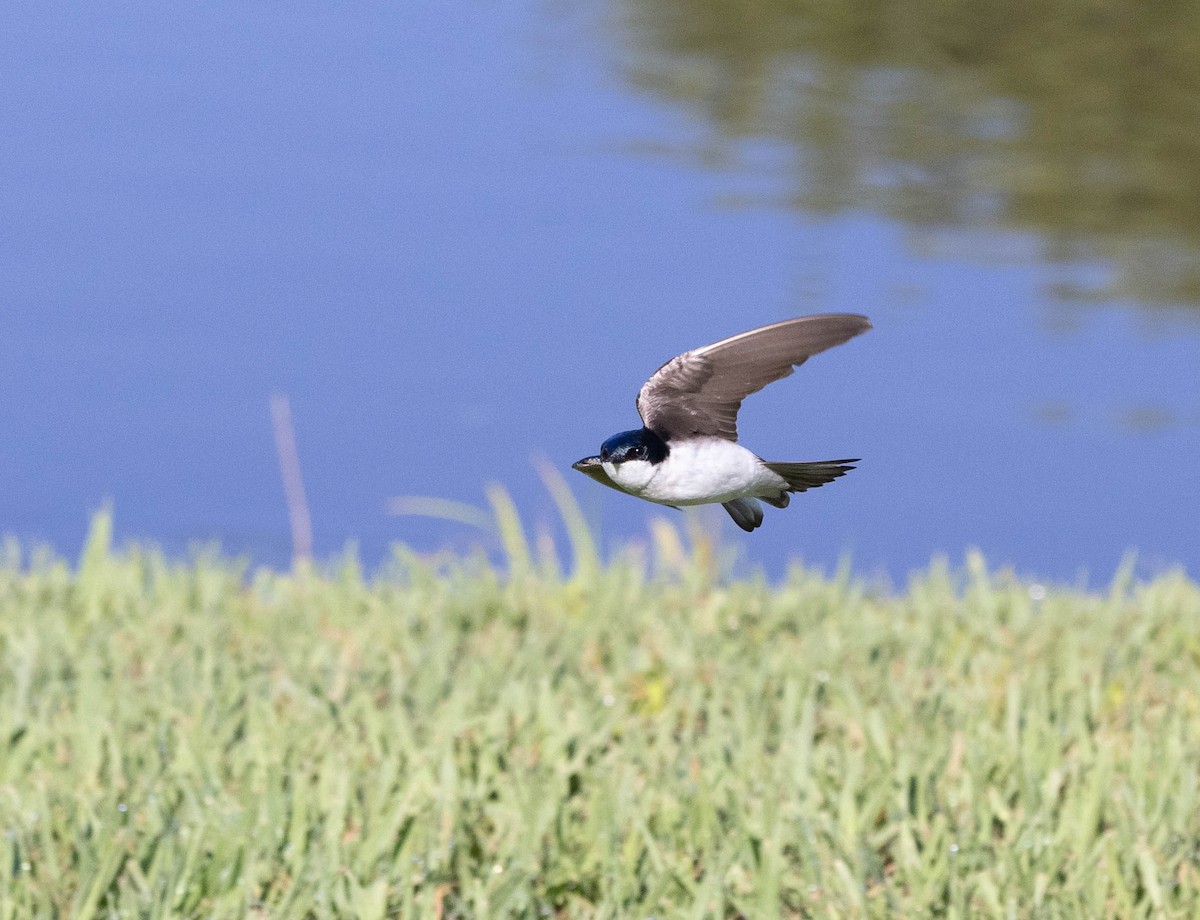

[722,498,764,531]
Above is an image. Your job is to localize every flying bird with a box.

[572,314,871,531]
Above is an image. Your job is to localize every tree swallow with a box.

[572,314,871,531]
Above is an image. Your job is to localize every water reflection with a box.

[1117,404,1177,434]
[614,0,1200,305]
[2,1,1196,579]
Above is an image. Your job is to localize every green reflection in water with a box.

[613,0,1200,305]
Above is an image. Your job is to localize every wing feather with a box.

[636,314,871,441]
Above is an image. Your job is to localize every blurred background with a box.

[2,0,1197,581]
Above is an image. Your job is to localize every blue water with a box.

[3,2,1197,581]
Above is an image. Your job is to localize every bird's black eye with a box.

[629,446,644,460]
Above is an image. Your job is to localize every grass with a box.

[1,502,1198,919]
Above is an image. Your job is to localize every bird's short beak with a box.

[572,455,625,493]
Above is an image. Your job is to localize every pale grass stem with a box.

[269,394,313,568]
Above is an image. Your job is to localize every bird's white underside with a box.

[602,439,788,506]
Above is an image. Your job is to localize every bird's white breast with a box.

[604,439,787,505]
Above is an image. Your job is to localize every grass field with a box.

[1,507,1198,918]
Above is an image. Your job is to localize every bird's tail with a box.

[726,460,859,531]
[762,459,858,497]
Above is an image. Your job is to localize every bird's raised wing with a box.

[636,314,871,442]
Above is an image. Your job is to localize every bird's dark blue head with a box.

[598,427,669,465]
